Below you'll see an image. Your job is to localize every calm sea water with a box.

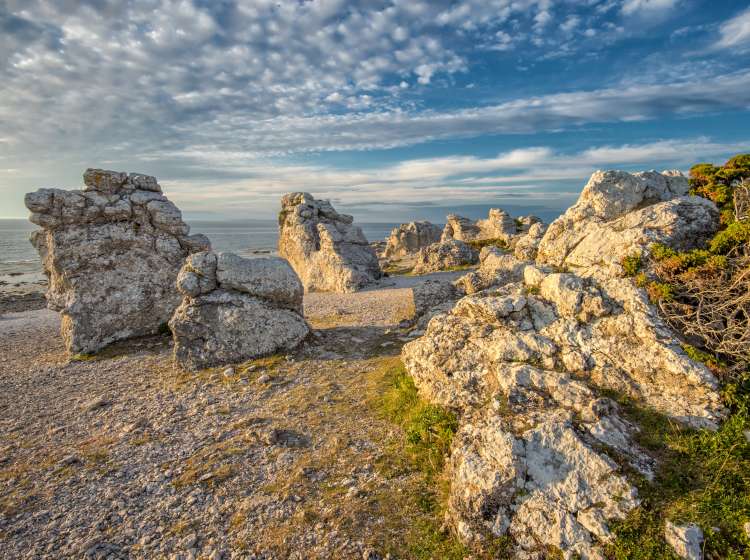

[0,219,398,280]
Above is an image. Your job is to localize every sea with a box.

[0,219,399,284]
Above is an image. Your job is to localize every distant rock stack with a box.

[412,239,478,274]
[278,192,382,293]
[169,252,309,370]
[440,208,516,243]
[383,220,441,258]
[25,169,210,354]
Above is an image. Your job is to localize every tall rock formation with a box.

[25,169,209,354]
[278,193,382,292]
[383,221,442,258]
[170,252,309,370]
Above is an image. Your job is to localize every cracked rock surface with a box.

[170,251,309,371]
[278,193,382,293]
[24,169,209,355]
[401,168,727,559]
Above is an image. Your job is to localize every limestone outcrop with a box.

[441,209,516,243]
[401,168,728,558]
[411,240,479,274]
[278,193,382,292]
[170,252,309,370]
[383,221,442,258]
[25,169,209,354]
[537,170,719,271]
[512,221,546,261]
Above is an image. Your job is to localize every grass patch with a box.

[379,361,457,478]
[466,238,508,251]
[603,384,750,559]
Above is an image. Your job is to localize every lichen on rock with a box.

[25,168,209,354]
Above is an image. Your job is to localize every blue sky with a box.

[1,0,749,222]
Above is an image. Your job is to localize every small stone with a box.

[83,395,110,411]
[257,374,271,384]
[222,367,235,377]
[665,521,703,560]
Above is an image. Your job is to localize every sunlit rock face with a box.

[278,192,382,293]
[401,168,726,559]
[536,169,718,273]
[25,169,210,354]
[384,221,442,258]
[170,251,308,371]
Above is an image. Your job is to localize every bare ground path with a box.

[0,273,465,560]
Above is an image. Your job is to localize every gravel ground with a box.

[0,281,47,315]
[0,273,461,560]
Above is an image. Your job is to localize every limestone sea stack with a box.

[24,169,210,355]
[278,192,382,292]
[383,220,442,258]
[170,252,309,371]
[411,239,479,274]
[440,208,518,243]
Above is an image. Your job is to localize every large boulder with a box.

[412,240,479,274]
[383,221,442,258]
[169,252,309,370]
[402,265,724,557]
[537,170,719,271]
[278,193,382,292]
[25,169,209,354]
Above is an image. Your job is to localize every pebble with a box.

[257,374,271,384]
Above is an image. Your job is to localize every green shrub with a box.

[709,221,750,255]
[650,243,677,261]
[622,253,643,277]
[681,344,726,371]
[646,282,674,303]
[689,154,750,221]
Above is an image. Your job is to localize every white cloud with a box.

[158,138,748,219]
[713,7,750,50]
[621,0,679,17]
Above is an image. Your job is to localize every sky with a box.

[1,0,749,223]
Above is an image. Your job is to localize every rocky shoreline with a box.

[2,164,748,559]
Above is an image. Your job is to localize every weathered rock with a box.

[383,221,442,258]
[402,258,724,557]
[278,193,382,293]
[537,170,718,271]
[513,221,546,261]
[170,252,309,370]
[441,209,516,243]
[411,279,458,318]
[664,521,704,560]
[454,247,526,294]
[449,405,639,559]
[25,169,209,354]
[412,240,479,274]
